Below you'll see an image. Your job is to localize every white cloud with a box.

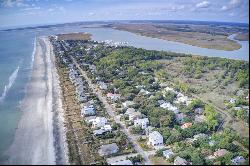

[221,0,242,11]
[196,1,210,8]
[1,0,29,7]
[88,12,95,16]
[21,7,41,11]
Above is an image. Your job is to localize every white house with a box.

[101,124,112,131]
[231,156,246,165]
[163,149,174,159]
[147,131,163,147]
[160,102,179,114]
[122,101,135,108]
[125,108,142,121]
[98,81,108,90]
[92,117,108,128]
[110,160,133,165]
[134,118,149,129]
[229,98,236,104]
[174,156,189,165]
[107,93,121,101]
[81,104,95,117]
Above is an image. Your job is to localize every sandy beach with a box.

[4,37,68,165]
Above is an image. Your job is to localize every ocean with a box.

[0,23,249,161]
[0,29,35,160]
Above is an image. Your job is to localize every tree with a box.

[204,104,218,131]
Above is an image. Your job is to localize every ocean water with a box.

[0,29,35,159]
[0,24,249,161]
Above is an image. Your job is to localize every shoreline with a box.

[3,36,68,165]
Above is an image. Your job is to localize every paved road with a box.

[70,56,152,165]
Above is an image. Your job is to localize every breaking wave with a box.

[0,65,20,103]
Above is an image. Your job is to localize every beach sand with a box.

[4,37,68,165]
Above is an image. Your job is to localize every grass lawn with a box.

[149,155,172,165]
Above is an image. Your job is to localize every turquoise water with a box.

[0,25,249,161]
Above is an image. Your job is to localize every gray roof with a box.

[98,143,119,156]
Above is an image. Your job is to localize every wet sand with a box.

[4,37,68,165]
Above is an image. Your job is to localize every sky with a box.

[0,0,249,28]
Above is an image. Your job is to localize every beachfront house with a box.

[110,159,133,165]
[231,156,246,165]
[174,156,189,165]
[81,104,95,117]
[134,118,149,129]
[92,117,108,128]
[163,149,174,159]
[147,131,163,147]
[98,143,119,156]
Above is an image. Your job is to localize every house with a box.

[160,102,179,114]
[174,156,189,165]
[194,108,204,114]
[139,89,151,95]
[134,118,149,129]
[107,93,121,101]
[229,98,236,104]
[163,149,174,159]
[181,123,192,129]
[101,124,112,131]
[194,115,206,123]
[231,156,246,165]
[110,160,133,165]
[214,149,229,158]
[93,129,106,136]
[122,101,135,108]
[98,81,108,90]
[85,116,96,123]
[92,117,108,128]
[98,143,119,156]
[193,133,207,141]
[175,113,186,124]
[147,131,163,147]
[81,104,95,117]
[145,126,155,135]
[125,108,142,121]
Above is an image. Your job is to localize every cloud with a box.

[221,0,242,11]
[21,7,41,11]
[196,1,210,8]
[1,0,29,7]
[88,12,95,16]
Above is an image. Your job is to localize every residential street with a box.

[70,56,153,165]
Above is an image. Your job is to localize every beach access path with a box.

[5,37,68,165]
